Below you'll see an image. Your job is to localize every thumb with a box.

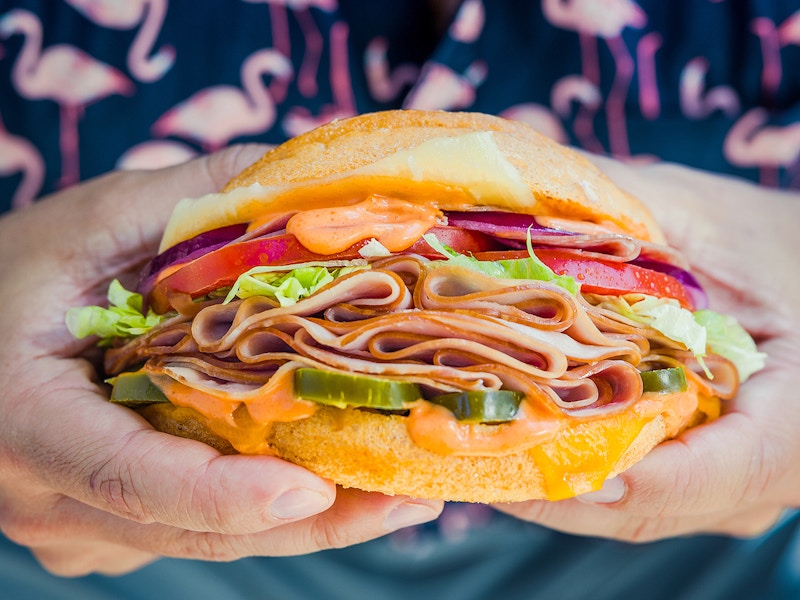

[41,144,271,276]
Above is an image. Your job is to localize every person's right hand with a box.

[0,146,443,577]
[495,156,800,543]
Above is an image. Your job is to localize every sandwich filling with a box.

[67,129,766,500]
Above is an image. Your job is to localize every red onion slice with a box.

[444,211,570,238]
[137,224,247,296]
[631,259,708,310]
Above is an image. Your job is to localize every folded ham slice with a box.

[109,254,718,440]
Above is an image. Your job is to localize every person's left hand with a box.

[495,157,800,542]
[0,146,442,577]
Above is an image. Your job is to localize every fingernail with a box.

[269,488,331,520]
[383,501,440,531]
[576,477,626,504]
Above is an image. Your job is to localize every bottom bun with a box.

[136,395,700,503]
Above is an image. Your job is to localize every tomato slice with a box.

[473,249,696,310]
[149,226,499,313]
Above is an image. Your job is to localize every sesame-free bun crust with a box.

[138,394,694,503]
[161,110,664,250]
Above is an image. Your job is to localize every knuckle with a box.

[612,513,682,544]
[31,546,113,578]
[88,464,144,522]
[270,515,352,553]
[184,482,230,533]
[32,550,95,578]
[0,509,56,548]
[177,531,243,562]
[307,514,373,551]
[203,145,255,190]
[739,433,782,506]
[725,508,784,539]
[618,519,664,544]
[181,461,246,534]
[85,442,151,524]
[631,436,731,519]
[628,446,699,518]
[509,501,552,523]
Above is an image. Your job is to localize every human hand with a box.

[0,146,442,577]
[496,158,800,541]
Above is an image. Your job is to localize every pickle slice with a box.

[640,367,688,394]
[293,368,421,410]
[109,372,170,406]
[427,390,524,423]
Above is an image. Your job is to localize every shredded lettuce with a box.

[66,280,168,344]
[358,238,392,258]
[693,309,767,382]
[631,297,710,368]
[224,261,369,306]
[423,231,580,295]
[597,295,711,375]
[596,295,765,382]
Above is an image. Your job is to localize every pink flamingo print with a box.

[364,36,419,103]
[778,10,800,46]
[541,0,647,157]
[679,57,740,120]
[282,21,356,137]
[550,74,602,148]
[403,61,486,112]
[0,112,45,209]
[0,8,134,188]
[751,17,783,102]
[500,103,568,143]
[116,139,198,170]
[449,0,485,43]
[723,107,800,187]
[500,76,603,145]
[750,12,800,103]
[63,0,175,83]
[636,32,661,120]
[243,0,338,99]
[151,48,292,152]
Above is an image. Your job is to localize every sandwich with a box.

[68,110,766,503]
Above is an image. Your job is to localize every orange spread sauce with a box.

[285,195,443,254]
[152,369,316,455]
[148,175,702,498]
[152,182,464,287]
[405,396,566,456]
[151,365,703,500]
[243,176,476,239]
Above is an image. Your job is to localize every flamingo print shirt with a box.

[1,0,800,210]
[1,2,800,599]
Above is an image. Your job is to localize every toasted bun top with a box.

[160,110,664,251]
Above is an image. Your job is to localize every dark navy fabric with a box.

[2,0,800,210]
[1,1,799,598]
[1,506,799,600]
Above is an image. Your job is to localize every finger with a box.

[142,488,443,561]
[18,369,336,536]
[617,349,800,519]
[30,144,270,282]
[8,488,441,565]
[494,496,783,543]
[30,541,157,577]
[0,489,157,576]
[613,413,762,518]
[497,409,778,535]
[703,504,785,538]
